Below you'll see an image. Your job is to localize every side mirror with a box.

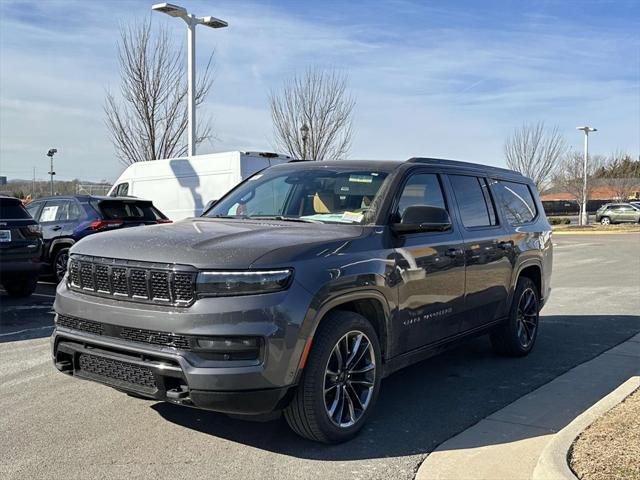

[204,199,218,212]
[393,206,452,234]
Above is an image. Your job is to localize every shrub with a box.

[549,217,572,225]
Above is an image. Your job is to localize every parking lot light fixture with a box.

[46,148,57,196]
[576,126,597,226]
[151,3,228,157]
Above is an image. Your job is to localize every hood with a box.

[70,218,364,269]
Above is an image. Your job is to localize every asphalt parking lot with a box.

[1,233,639,480]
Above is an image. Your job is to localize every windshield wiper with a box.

[252,215,322,224]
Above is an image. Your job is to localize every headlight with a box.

[196,269,293,297]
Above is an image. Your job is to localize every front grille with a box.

[67,255,196,306]
[57,315,104,336]
[78,353,157,392]
[56,314,191,350]
[121,327,191,350]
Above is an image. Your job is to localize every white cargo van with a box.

[107,151,290,220]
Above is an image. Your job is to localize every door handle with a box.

[445,248,464,258]
[51,226,62,231]
[498,241,513,251]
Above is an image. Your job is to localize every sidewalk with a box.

[416,332,640,480]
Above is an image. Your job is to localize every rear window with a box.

[0,199,31,220]
[494,180,537,225]
[93,200,164,221]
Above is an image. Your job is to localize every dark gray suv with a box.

[52,158,553,443]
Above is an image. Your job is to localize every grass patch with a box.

[570,388,640,480]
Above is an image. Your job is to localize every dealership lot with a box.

[1,234,639,480]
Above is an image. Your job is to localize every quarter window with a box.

[449,175,498,228]
[396,173,446,217]
[494,180,537,225]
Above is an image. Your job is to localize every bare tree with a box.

[270,67,355,161]
[596,150,640,200]
[553,150,605,224]
[504,121,567,192]
[105,20,214,166]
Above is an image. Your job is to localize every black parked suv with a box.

[52,158,552,443]
[0,196,43,297]
[25,195,170,282]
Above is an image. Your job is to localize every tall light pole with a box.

[300,124,309,160]
[152,3,228,157]
[46,148,57,196]
[576,126,597,226]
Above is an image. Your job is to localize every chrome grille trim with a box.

[67,255,197,307]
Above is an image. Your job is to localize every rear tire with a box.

[2,274,38,298]
[284,310,382,443]
[490,277,539,357]
[53,247,70,283]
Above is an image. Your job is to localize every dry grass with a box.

[570,388,640,480]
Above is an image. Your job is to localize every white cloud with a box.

[1,0,638,183]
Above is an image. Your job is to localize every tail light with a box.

[89,219,124,230]
[26,224,42,235]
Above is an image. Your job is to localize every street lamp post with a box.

[152,3,228,157]
[300,124,309,160]
[576,126,597,226]
[46,148,57,196]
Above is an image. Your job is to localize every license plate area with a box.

[0,230,11,242]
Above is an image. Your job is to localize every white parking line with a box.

[0,325,54,338]
[32,293,56,299]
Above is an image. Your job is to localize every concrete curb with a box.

[551,230,640,235]
[532,376,640,480]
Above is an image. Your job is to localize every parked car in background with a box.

[107,151,290,221]
[594,202,640,225]
[52,158,553,443]
[25,195,169,282]
[0,196,43,297]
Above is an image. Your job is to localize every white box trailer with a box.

[107,151,290,220]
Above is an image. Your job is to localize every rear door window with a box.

[494,181,537,225]
[94,200,161,221]
[0,200,31,219]
[449,175,498,228]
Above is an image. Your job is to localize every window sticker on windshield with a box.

[341,211,364,223]
[349,175,373,184]
[40,206,59,222]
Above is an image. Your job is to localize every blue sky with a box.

[1,0,638,182]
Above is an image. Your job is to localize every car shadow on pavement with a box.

[0,286,56,343]
[153,314,640,461]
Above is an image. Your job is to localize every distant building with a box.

[0,176,6,186]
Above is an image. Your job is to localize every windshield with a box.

[205,167,390,224]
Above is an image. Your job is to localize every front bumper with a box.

[51,280,313,414]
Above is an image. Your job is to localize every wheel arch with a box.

[49,238,75,262]
[514,261,543,300]
[300,290,391,373]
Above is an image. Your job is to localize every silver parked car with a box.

[595,203,640,225]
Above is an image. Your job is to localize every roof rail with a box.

[407,157,522,176]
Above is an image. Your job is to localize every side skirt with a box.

[381,317,507,378]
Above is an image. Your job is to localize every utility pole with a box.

[576,127,597,226]
[46,148,57,196]
[32,167,36,197]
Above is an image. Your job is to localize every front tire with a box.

[600,217,611,225]
[284,310,382,443]
[490,277,540,357]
